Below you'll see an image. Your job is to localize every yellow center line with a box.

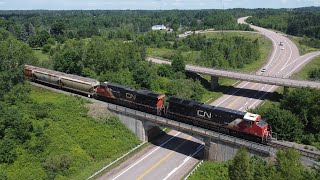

[136,136,192,180]
[226,83,258,109]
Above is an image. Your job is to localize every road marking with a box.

[226,83,258,109]
[226,96,242,108]
[282,36,293,68]
[284,53,320,77]
[111,132,181,180]
[248,85,275,109]
[136,136,193,180]
[213,81,250,107]
[264,34,279,69]
[204,80,240,104]
[163,144,205,180]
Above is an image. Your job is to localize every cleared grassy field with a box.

[2,86,140,180]
[33,49,49,63]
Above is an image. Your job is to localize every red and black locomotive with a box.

[24,65,273,144]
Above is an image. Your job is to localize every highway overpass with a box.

[147,57,320,90]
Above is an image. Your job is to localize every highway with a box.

[211,17,320,111]
[98,17,320,180]
[100,130,204,180]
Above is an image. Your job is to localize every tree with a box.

[229,147,253,180]
[53,40,85,74]
[274,149,304,180]
[132,61,158,90]
[281,88,320,132]
[0,33,37,99]
[255,105,303,141]
[50,21,66,36]
[171,53,185,72]
[0,137,17,163]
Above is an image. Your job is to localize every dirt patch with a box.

[86,101,113,120]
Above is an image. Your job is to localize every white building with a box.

[152,24,167,31]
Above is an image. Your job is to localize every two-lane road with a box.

[100,130,204,180]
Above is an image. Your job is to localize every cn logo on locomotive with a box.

[126,93,136,100]
[197,110,212,118]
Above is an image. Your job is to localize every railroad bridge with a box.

[31,82,320,167]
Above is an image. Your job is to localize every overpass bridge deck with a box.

[147,57,320,90]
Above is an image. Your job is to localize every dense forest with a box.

[247,7,320,48]
[0,10,251,44]
[0,26,141,179]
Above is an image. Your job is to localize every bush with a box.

[42,44,51,53]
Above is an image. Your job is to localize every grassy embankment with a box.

[288,35,320,55]
[188,161,229,180]
[1,86,140,179]
[147,32,272,103]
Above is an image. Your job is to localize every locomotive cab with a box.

[240,112,272,143]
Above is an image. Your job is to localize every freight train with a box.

[24,65,273,144]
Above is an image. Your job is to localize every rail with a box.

[270,141,320,161]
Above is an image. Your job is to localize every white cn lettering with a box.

[126,93,136,100]
[197,110,212,118]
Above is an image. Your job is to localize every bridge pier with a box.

[283,86,289,96]
[210,76,219,90]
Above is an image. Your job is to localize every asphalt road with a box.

[100,130,204,180]
[210,17,320,111]
[99,17,320,180]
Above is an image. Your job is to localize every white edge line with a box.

[163,144,205,180]
[111,132,181,180]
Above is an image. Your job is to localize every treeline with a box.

[181,34,260,68]
[247,7,320,47]
[0,10,252,48]
[189,148,319,180]
[146,33,261,69]
[253,88,320,149]
[50,37,205,101]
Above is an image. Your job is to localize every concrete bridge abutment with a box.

[111,112,158,142]
[203,137,271,162]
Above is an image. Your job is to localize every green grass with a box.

[33,49,49,63]
[147,48,176,59]
[188,161,229,180]
[288,35,320,55]
[3,86,140,180]
[292,56,320,80]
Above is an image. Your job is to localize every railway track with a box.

[270,140,320,161]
